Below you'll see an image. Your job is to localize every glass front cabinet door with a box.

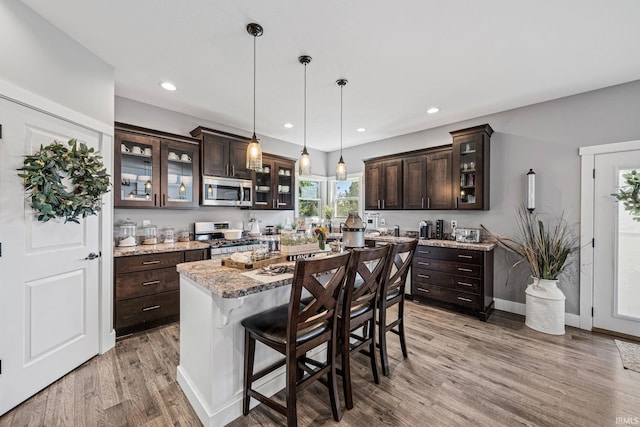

[115,124,200,209]
[450,124,493,210]
[161,139,200,208]
[252,154,295,210]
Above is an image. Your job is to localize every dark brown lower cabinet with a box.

[411,245,494,321]
[114,248,208,336]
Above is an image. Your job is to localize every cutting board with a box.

[221,254,287,270]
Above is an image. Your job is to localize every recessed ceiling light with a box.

[283,123,294,128]
[160,82,177,91]
[356,127,366,132]
[427,107,440,114]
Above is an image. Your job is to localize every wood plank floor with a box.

[1,301,639,426]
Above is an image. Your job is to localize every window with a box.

[297,178,322,218]
[331,175,361,218]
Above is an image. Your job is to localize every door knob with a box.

[84,252,100,260]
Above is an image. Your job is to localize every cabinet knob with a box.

[457,296,472,303]
[142,305,161,312]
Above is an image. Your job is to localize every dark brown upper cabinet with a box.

[115,123,200,209]
[253,154,296,210]
[190,127,251,180]
[364,159,403,210]
[451,124,493,210]
[403,149,453,210]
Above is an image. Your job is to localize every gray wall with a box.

[0,0,114,125]
[114,96,319,232]
[327,80,640,314]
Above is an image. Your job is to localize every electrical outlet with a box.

[451,220,457,229]
[380,218,386,226]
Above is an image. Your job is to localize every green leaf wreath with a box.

[612,170,640,222]
[17,139,111,224]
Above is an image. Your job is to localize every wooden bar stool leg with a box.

[328,338,342,421]
[342,325,354,410]
[286,353,297,427]
[379,306,390,376]
[369,319,379,384]
[399,301,408,358]
[243,330,255,416]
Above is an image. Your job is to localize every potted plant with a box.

[483,205,579,335]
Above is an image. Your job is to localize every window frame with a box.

[295,174,327,221]
[329,173,363,220]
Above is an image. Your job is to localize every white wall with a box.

[0,0,114,125]
[328,80,640,314]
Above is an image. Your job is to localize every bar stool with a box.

[339,245,392,410]
[241,252,351,427]
[378,240,418,376]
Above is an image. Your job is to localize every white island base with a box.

[177,273,325,426]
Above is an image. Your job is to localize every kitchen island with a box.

[176,258,308,427]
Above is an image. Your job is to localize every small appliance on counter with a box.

[364,212,379,230]
[342,211,366,248]
[435,219,445,240]
[418,220,433,239]
[455,228,481,243]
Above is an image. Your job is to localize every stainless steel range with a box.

[194,221,260,258]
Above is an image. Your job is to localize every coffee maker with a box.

[418,220,432,239]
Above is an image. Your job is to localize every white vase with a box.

[525,277,566,335]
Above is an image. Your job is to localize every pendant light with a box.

[298,55,311,176]
[246,23,263,170]
[336,79,348,181]
[298,55,312,176]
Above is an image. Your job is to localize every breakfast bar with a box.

[175,258,305,427]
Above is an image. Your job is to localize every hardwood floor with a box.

[1,301,639,426]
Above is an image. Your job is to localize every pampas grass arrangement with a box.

[483,205,579,281]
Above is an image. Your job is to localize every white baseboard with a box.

[494,298,582,329]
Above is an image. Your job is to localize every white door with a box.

[593,150,640,337]
[0,98,102,415]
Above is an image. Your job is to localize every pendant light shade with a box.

[299,55,312,176]
[246,23,263,170]
[336,79,348,181]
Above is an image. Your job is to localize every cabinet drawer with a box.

[115,252,184,274]
[413,258,482,278]
[115,291,179,330]
[115,267,179,301]
[414,246,483,264]
[184,249,208,262]
[412,283,480,309]
[412,268,481,294]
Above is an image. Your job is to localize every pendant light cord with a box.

[340,83,343,157]
[304,62,307,151]
[253,34,256,136]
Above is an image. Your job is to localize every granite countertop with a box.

[114,241,210,257]
[417,239,495,251]
[364,235,495,251]
[177,258,294,299]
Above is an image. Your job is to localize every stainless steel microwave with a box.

[201,176,252,207]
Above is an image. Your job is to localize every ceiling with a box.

[21,0,640,152]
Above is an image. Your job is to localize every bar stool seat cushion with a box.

[242,304,328,345]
